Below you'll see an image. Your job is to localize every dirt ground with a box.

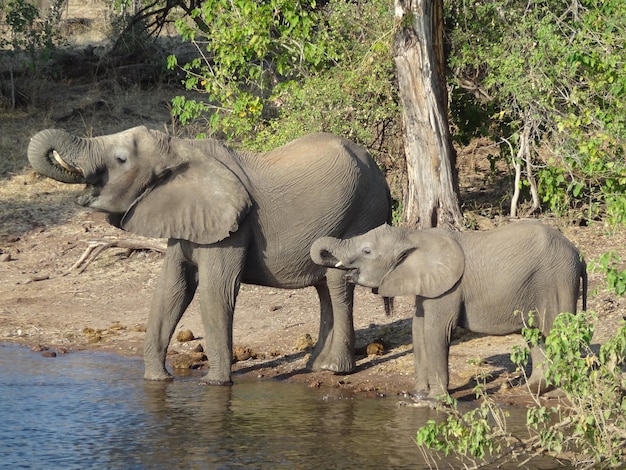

[1,1,625,405]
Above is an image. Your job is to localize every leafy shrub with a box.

[417,312,626,468]
[1,0,58,52]
[168,0,337,140]
[167,0,401,167]
[592,252,626,297]
[0,0,63,69]
[446,0,626,222]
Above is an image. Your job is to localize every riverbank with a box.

[1,193,624,405]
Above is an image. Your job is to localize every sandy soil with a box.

[1,0,625,405]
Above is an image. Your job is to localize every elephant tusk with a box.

[52,150,80,174]
[335,261,344,268]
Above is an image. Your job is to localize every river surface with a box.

[0,343,563,469]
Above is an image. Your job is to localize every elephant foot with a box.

[200,370,233,386]
[409,397,438,408]
[526,375,553,395]
[307,351,355,374]
[410,389,431,401]
[397,389,438,407]
[199,378,233,386]
[144,369,174,381]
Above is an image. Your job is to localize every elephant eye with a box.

[362,247,372,255]
[115,155,127,164]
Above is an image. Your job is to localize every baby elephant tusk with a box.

[335,261,344,268]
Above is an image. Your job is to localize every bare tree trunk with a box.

[511,118,541,217]
[393,0,462,229]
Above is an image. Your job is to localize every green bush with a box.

[0,0,63,62]
[168,0,337,140]
[167,0,401,167]
[592,252,626,297]
[446,0,626,223]
[417,312,626,468]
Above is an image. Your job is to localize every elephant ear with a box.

[117,159,252,244]
[378,230,464,298]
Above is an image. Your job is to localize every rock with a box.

[294,333,315,352]
[233,345,256,362]
[0,252,11,262]
[107,323,126,332]
[176,329,194,342]
[190,351,207,362]
[83,327,103,343]
[41,351,57,358]
[31,344,48,352]
[366,342,385,356]
[171,353,194,369]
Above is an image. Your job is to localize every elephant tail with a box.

[383,296,394,316]
[581,260,588,312]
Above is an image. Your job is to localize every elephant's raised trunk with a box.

[311,236,394,316]
[28,129,88,184]
[310,236,344,267]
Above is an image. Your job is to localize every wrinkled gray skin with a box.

[311,222,587,399]
[28,126,391,384]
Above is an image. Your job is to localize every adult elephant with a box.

[28,126,391,384]
[311,222,587,399]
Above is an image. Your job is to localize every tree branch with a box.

[66,237,166,274]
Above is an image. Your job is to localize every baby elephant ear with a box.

[120,159,252,244]
[378,230,464,298]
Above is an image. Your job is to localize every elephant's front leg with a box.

[195,241,247,386]
[144,242,198,381]
[308,269,355,373]
[422,296,460,399]
[411,302,430,399]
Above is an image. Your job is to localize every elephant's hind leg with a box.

[525,290,578,394]
[144,244,198,381]
[526,344,553,395]
[307,270,356,373]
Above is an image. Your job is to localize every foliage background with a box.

[445,0,626,224]
[2,0,624,223]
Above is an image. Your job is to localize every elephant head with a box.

[28,126,252,244]
[311,224,465,298]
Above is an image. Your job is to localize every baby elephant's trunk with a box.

[310,236,343,267]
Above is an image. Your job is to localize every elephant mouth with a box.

[48,151,102,208]
[332,259,361,284]
[343,270,379,294]
[77,186,100,207]
[343,268,360,284]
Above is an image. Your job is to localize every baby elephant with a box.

[311,221,587,399]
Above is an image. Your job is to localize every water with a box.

[0,344,562,469]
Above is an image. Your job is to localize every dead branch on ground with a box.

[67,237,166,274]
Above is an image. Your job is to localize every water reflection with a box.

[0,344,567,469]
[0,344,434,469]
[136,379,434,469]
